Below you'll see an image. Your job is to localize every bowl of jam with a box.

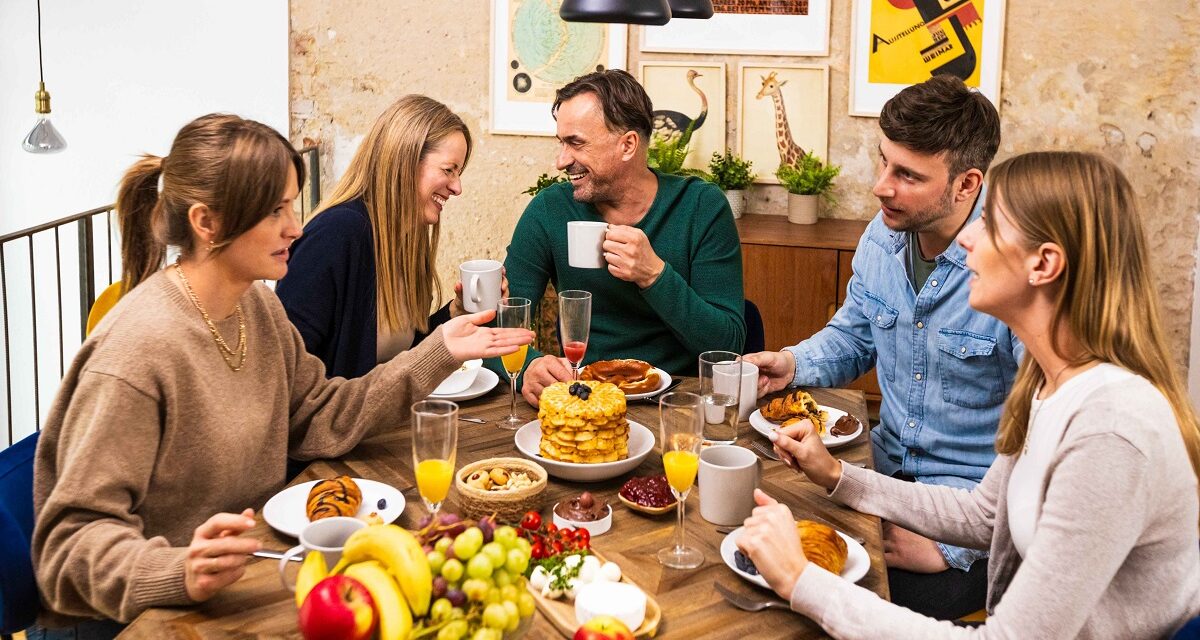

[617,475,677,515]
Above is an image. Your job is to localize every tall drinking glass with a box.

[657,391,704,569]
[699,351,743,444]
[411,400,459,518]
[558,290,592,379]
[497,297,532,430]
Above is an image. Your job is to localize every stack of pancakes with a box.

[537,380,629,463]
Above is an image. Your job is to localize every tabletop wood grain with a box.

[120,382,888,639]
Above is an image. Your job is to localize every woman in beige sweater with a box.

[29,114,533,633]
[739,151,1200,638]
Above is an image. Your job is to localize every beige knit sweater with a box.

[32,271,459,624]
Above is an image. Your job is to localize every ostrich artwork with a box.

[651,69,708,146]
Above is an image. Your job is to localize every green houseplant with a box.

[708,150,756,218]
[521,172,568,197]
[775,151,840,224]
[647,124,695,175]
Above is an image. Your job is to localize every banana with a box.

[295,550,328,608]
[331,524,432,616]
[343,560,413,640]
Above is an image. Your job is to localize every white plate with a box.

[434,359,483,396]
[514,419,655,482]
[749,405,863,448]
[622,368,673,401]
[720,526,869,587]
[262,478,405,538]
[429,367,500,402]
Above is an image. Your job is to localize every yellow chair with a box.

[85,282,124,336]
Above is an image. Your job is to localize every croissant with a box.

[580,359,661,394]
[797,520,848,575]
[306,475,363,521]
[761,390,828,435]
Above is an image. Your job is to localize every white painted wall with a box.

[0,0,288,446]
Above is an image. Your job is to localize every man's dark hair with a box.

[879,74,1000,177]
[553,69,654,144]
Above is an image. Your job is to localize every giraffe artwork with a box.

[738,64,829,184]
[756,71,806,167]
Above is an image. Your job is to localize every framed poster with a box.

[640,0,830,56]
[639,61,726,171]
[490,0,628,136]
[737,63,829,185]
[850,0,1005,117]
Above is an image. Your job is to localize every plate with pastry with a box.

[579,358,671,400]
[262,475,405,538]
[720,520,869,588]
[748,390,863,448]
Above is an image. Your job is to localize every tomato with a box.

[545,523,558,537]
[575,528,590,547]
[520,511,542,531]
[531,541,547,559]
[551,540,564,554]
[560,528,576,542]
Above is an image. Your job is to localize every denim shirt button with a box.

[876,315,882,322]
[960,346,967,354]
[915,372,922,380]
[908,421,915,428]
[931,279,939,287]
[916,321,924,329]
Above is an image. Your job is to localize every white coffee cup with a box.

[698,445,759,525]
[567,221,608,268]
[278,517,367,591]
[459,259,503,313]
[714,360,758,421]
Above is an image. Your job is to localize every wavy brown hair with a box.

[987,152,1200,495]
[314,95,472,333]
[115,113,303,292]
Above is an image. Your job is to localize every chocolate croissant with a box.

[761,390,828,435]
[797,520,848,575]
[306,475,363,521]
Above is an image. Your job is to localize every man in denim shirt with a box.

[747,76,1021,619]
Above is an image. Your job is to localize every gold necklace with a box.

[174,261,247,371]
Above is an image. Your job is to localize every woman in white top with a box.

[738,151,1200,639]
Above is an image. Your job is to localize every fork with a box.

[750,441,780,461]
[715,582,791,612]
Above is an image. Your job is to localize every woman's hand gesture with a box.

[441,309,534,361]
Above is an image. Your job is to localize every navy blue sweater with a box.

[276,199,450,379]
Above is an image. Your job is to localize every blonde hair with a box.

[116,114,302,293]
[315,95,472,333]
[987,151,1200,492]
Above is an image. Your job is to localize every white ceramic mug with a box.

[278,517,367,591]
[714,360,758,421]
[567,221,608,268]
[459,259,503,313]
[698,445,759,525]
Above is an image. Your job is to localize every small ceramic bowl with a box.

[552,502,613,537]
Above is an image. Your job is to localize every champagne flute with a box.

[497,297,531,430]
[657,391,704,569]
[558,290,592,380]
[699,350,742,445]
[411,400,459,518]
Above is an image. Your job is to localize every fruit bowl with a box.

[455,457,548,522]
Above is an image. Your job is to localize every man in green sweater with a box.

[502,70,745,407]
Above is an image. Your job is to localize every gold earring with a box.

[206,241,215,252]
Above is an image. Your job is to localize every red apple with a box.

[574,615,635,640]
[297,575,376,640]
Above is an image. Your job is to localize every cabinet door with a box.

[836,250,882,401]
[742,244,837,352]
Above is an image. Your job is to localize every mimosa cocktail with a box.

[657,391,705,569]
[411,400,458,517]
[497,298,531,430]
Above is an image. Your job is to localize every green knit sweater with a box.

[498,170,744,378]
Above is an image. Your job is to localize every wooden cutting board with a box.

[527,549,662,638]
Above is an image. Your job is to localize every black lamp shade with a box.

[668,0,714,19]
[560,0,672,25]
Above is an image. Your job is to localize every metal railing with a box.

[1,147,320,447]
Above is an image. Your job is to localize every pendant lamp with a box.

[22,0,67,154]
[668,0,714,19]
[560,0,672,25]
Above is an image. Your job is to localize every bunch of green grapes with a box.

[424,524,537,640]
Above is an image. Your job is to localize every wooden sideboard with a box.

[736,214,881,412]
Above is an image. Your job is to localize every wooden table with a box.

[121,382,888,639]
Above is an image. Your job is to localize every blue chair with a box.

[1,431,40,638]
[743,299,766,355]
[1175,616,1200,639]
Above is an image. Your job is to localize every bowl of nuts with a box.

[454,457,548,522]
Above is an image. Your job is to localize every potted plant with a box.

[647,126,694,176]
[775,151,840,225]
[708,150,756,219]
[521,172,568,197]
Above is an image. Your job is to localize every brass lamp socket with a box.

[34,82,52,114]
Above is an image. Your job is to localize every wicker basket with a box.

[455,457,548,522]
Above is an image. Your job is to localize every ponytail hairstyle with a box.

[115,113,304,293]
[987,152,1200,501]
[315,95,472,334]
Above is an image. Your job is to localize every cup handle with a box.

[278,544,305,592]
[469,274,482,305]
